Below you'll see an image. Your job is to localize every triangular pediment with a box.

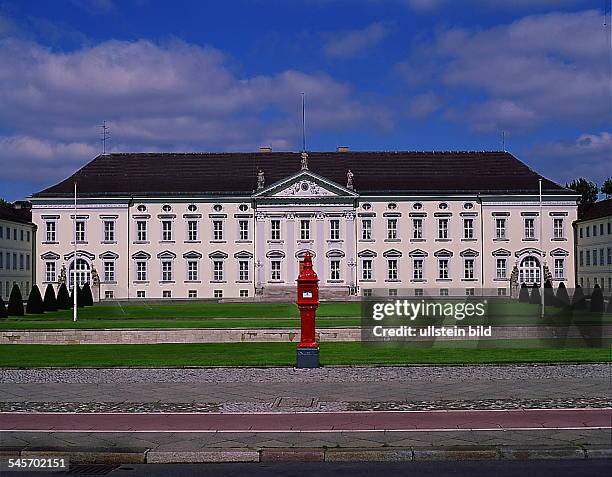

[253,170,358,199]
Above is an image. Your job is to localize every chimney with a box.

[337,146,349,153]
[259,146,272,153]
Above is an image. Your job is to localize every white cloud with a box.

[406,92,442,118]
[402,10,610,132]
[403,0,589,13]
[322,22,391,58]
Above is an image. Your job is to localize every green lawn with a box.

[0,301,609,329]
[0,342,609,367]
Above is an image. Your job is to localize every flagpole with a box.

[539,179,544,318]
[73,181,78,322]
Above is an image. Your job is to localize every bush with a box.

[56,283,71,309]
[518,283,530,303]
[572,285,586,310]
[0,296,7,318]
[529,284,541,305]
[543,280,557,307]
[556,282,570,308]
[7,284,24,316]
[82,282,94,306]
[26,285,45,314]
[71,287,84,308]
[607,294,612,314]
[590,284,604,312]
[43,284,58,312]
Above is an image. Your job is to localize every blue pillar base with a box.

[296,347,319,368]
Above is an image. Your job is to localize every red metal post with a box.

[296,252,319,367]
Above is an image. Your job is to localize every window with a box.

[466,288,475,296]
[27,230,31,242]
[586,250,591,266]
[553,218,564,239]
[0,253,2,269]
[330,219,340,240]
[593,248,597,266]
[271,260,281,280]
[519,256,540,285]
[240,289,249,298]
[579,250,584,267]
[554,258,564,279]
[593,225,597,236]
[271,220,281,240]
[188,290,197,298]
[440,288,449,296]
[300,220,311,240]
[463,218,474,239]
[213,220,224,241]
[387,259,398,281]
[387,219,398,240]
[438,218,448,239]
[187,261,198,281]
[497,287,507,296]
[213,260,224,281]
[69,259,90,289]
[20,230,23,241]
[330,260,340,280]
[239,220,249,241]
[239,260,249,281]
[362,259,372,280]
[162,220,172,241]
[13,229,16,240]
[607,247,612,265]
[438,259,449,279]
[464,259,474,279]
[162,290,171,298]
[389,289,398,297]
[137,221,147,241]
[104,261,115,282]
[104,221,115,242]
[494,217,506,239]
[496,258,507,279]
[187,221,198,241]
[524,218,535,239]
[579,227,583,238]
[415,288,424,296]
[214,290,223,298]
[161,260,173,281]
[46,221,56,242]
[136,261,147,281]
[75,221,85,242]
[12,253,16,270]
[19,254,24,270]
[363,289,372,297]
[5,253,9,270]
[600,249,604,267]
[586,226,590,237]
[136,290,145,298]
[412,218,423,239]
[362,219,372,240]
[105,291,114,299]
[0,226,3,239]
[45,262,56,282]
[413,259,423,280]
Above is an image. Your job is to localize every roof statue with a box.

[346,169,354,190]
[257,170,265,191]
[300,152,308,170]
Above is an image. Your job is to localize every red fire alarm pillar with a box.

[296,252,319,368]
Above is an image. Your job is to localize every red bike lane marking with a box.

[1,409,610,433]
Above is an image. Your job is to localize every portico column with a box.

[315,212,325,282]
[345,211,356,291]
[255,212,266,291]
[286,213,296,281]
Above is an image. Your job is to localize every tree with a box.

[518,283,530,303]
[566,178,598,205]
[82,282,94,306]
[590,284,604,312]
[26,285,45,314]
[529,283,541,305]
[0,198,12,207]
[43,284,58,312]
[0,296,7,318]
[601,178,612,198]
[556,282,570,308]
[7,284,24,316]
[572,285,586,310]
[56,283,71,309]
[607,294,612,314]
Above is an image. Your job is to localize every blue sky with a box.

[0,0,610,200]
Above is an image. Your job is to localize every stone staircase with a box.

[256,285,352,302]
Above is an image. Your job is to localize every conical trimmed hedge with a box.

[82,282,94,306]
[26,285,44,314]
[590,284,604,312]
[43,284,58,312]
[556,282,570,308]
[543,280,556,307]
[518,283,530,303]
[529,284,541,305]
[0,296,7,318]
[572,285,586,310]
[606,294,612,313]
[7,284,24,316]
[56,283,71,309]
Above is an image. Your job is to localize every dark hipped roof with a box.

[0,204,32,224]
[33,151,569,197]
[577,198,612,221]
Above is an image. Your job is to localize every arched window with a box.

[69,258,91,289]
[519,256,540,286]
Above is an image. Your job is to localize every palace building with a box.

[29,149,579,301]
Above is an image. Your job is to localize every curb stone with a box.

[412,447,499,461]
[585,447,612,459]
[146,450,259,463]
[498,447,586,460]
[20,449,146,464]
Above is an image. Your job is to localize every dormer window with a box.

[187,204,197,212]
[162,204,172,212]
[413,203,423,210]
[439,203,448,210]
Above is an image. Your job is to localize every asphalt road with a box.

[10,460,611,477]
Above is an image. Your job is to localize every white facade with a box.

[575,212,612,293]
[30,168,578,300]
[0,215,36,300]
